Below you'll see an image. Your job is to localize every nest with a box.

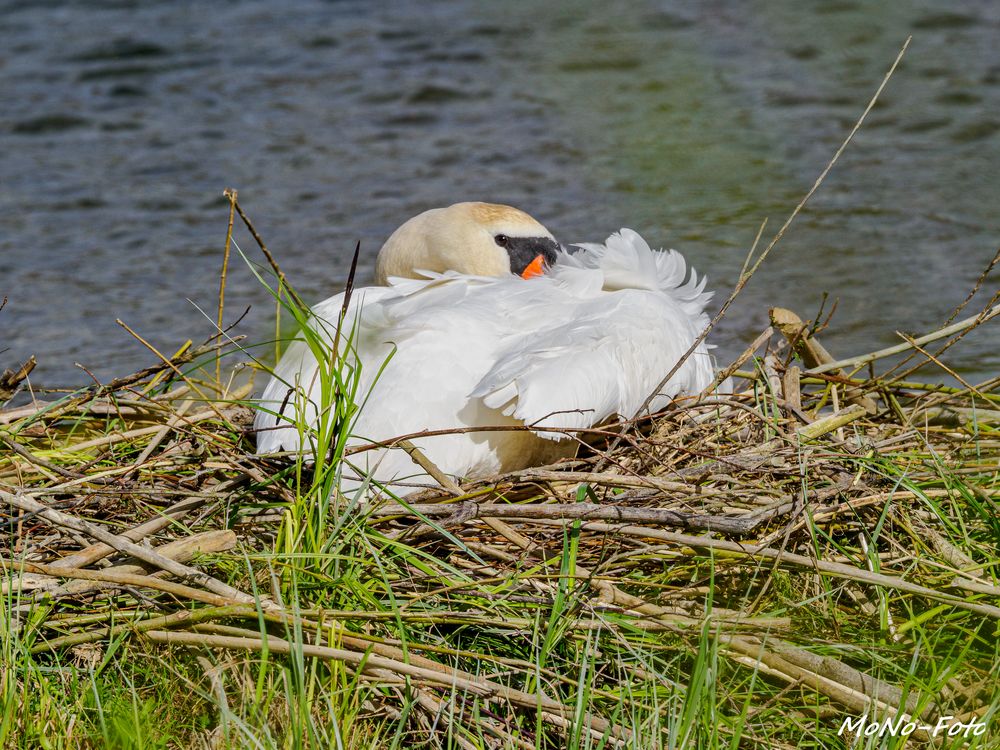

[3,301,998,748]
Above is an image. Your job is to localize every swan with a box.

[254,202,717,495]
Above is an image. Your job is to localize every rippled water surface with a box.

[2,0,998,385]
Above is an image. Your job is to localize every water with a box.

[2,0,998,388]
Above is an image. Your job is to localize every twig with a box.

[128,398,195,472]
[721,635,927,726]
[703,326,773,396]
[396,438,538,552]
[796,404,867,440]
[371,501,794,535]
[771,307,877,412]
[0,356,36,403]
[1,489,266,607]
[143,630,627,739]
[229,194,306,311]
[0,432,84,480]
[3,559,237,608]
[115,319,228,422]
[216,189,238,387]
[520,518,1000,620]
[807,304,1000,375]
[17,530,237,600]
[397,439,463,494]
[48,493,209,570]
[501,468,727,496]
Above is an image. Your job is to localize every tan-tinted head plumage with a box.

[374,202,557,284]
[465,202,544,228]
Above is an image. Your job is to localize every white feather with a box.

[254,229,719,494]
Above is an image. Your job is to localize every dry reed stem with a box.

[216,189,238,388]
[371,501,788,535]
[807,303,1000,376]
[43,530,236,600]
[516,519,1000,620]
[2,490,263,607]
[144,630,628,741]
[4,559,238,608]
[47,493,209,570]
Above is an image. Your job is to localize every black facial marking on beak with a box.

[499,235,561,276]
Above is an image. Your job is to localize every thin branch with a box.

[807,303,999,375]
[215,189,238,387]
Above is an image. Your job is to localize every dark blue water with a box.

[2,0,998,387]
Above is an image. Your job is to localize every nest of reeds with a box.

[3,293,998,747]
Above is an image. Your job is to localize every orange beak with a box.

[521,254,546,279]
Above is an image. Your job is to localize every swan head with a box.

[374,202,560,284]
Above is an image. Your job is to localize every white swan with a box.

[254,202,717,495]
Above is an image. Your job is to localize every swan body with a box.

[255,204,717,495]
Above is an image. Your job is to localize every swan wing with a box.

[472,229,717,438]
[472,292,715,438]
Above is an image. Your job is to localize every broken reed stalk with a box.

[808,303,1000,376]
[215,188,238,388]
[8,530,236,601]
[0,356,36,403]
[47,493,209,571]
[1,490,264,607]
[144,629,629,742]
[4,559,239,608]
[371,500,795,535]
[229,193,307,312]
[514,519,1000,620]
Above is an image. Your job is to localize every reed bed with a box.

[2,287,999,748]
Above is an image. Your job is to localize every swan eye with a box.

[494,234,510,248]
